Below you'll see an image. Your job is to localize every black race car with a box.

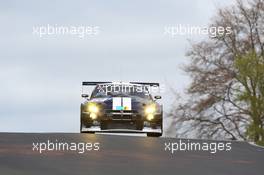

[80,82,163,137]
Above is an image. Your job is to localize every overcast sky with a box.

[0,0,235,133]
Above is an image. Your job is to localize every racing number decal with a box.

[112,97,131,110]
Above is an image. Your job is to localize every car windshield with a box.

[91,84,150,99]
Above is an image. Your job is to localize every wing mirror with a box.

[81,94,89,98]
[154,95,162,100]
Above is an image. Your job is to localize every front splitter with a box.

[81,126,162,134]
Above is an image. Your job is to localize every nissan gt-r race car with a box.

[80,81,163,137]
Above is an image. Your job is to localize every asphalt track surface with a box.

[0,133,263,175]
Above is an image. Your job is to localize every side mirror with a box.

[154,95,162,100]
[81,94,89,98]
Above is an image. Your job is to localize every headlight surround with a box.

[144,104,157,121]
[87,103,99,113]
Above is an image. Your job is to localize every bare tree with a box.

[169,0,264,143]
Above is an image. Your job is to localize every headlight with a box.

[90,113,97,120]
[87,103,99,113]
[146,114,154,121]
[144,104,156,114]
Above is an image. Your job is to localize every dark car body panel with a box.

[80,82,163,136]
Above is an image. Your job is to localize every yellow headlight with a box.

[90,113,97,120]
[88,103,99,113]
[147,114,154,121]
[145,105,156,114]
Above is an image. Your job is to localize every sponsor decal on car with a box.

[112,97,132,110]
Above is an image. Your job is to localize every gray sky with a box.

[0,0,234,132]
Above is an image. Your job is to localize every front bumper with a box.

[81,110,162,134]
